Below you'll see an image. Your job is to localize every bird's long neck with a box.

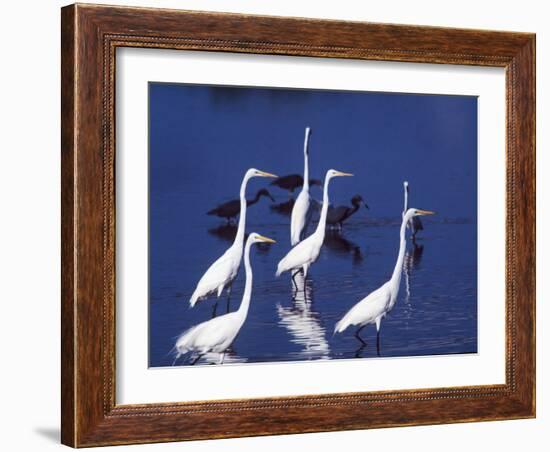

[236,240,253,320]
[234,175,249,246]
[314,176,331,237]
[350,201,360,216]
[303,131,310,190]
[391,214,409,285]
[247,191,261,206]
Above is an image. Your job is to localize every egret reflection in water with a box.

[323,229,363,264]
[277,272,330,360]
[404,240,425,304]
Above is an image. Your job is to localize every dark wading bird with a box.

[403,181,424,239]
[327,195,369,229]
[270,174,322,195]
[207,188,275,224]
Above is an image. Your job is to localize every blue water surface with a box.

[148,83,478,367]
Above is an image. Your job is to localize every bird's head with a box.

[246,168,278,179]
[406,208,435,218]
[352,195,369,209]
[326,169,354,181]
[257,188,275,202]
[247,233,276,246]
[404,181,409,193]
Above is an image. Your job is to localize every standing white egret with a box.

[334,208,435,355]
[175,233,276,365]
[276,169,353,284]
[290,127,313,245]
[189,168,277,309]
[403,181,424,239]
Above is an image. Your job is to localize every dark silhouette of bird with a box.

[207,188,275,223]
[403,181,424,239]
[327,195,369,229]
[270,174,321,195]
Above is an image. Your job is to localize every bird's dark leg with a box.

[355,344,366,358]
[189,354,204,365]
[354,325,367,346]
[211,301,218,318]
[291,270,301,292]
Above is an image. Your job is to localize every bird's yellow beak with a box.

[334,171,354,177]
[258,171,278,178]
[257,234,276,244]
[417,209,435,216]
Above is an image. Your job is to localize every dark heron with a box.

[326,195,369,229]
[403,181,424,238]
[270,174,321,195]
[207,188,275,223]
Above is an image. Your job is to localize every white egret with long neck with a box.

[334,207,435,355]
[189,169,277,308]
[276,169,353,282]
[175,233,276,365]
[290,127,313,245]
[403,181,424,238]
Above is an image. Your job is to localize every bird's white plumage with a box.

[334,283,391,333]
[176,233,274,362]
[189,246,241,306]
[290,127,312,245]
[189,168,276,307]
[278,169,353,277]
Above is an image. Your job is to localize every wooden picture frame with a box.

[61,3,535,447]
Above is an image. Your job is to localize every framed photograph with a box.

[61,3,535,447]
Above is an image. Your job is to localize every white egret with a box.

[189,168,277,309]
[403,181,424,239]
[276,169,353,284]
[334,208,435,355]
[290,127,313,245]
[175,233,276,365]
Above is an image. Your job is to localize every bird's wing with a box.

[327,206,348,224]
[191,248,239,302]
[176,313,240,354]
[277,235,318,275]
[335,283,391,332]
[290,191,310,244]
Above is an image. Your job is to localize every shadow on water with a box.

[270,198,295,216]
[277,272,331,360]
[323,229,363,264]
[208,224,238,242]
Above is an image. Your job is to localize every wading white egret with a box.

[276,169,353,284]
[290,127,313,245]
[403,181,424,239]
[334,208,435,355]
[189,168,277,308]
[175,233,276,365]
